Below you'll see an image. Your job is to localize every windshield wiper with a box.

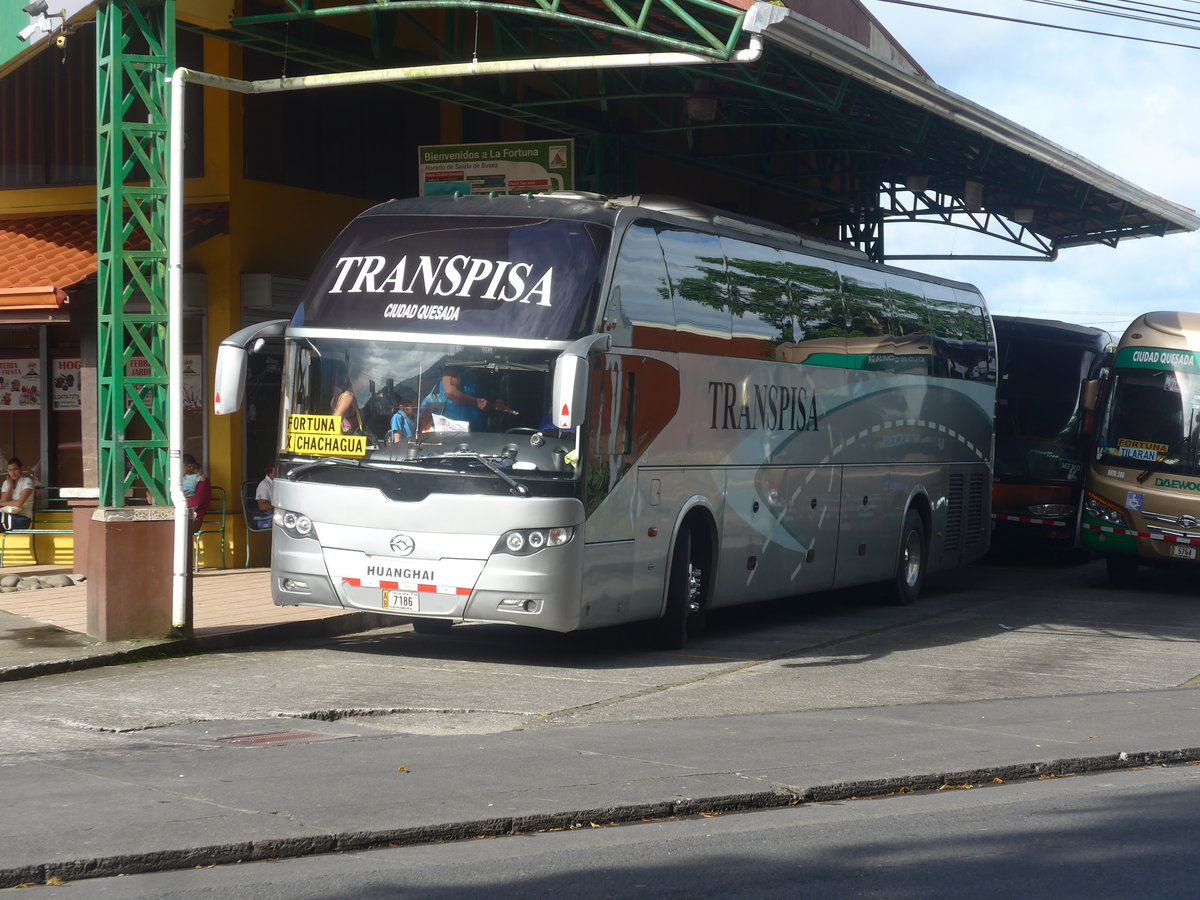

[417,451,530,497]
[288,456,371,480]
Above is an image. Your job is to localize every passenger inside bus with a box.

[425,365,514,431]
[389,389,433,441]
[330,361,368,435]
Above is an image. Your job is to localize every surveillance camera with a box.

[22,1,49,15]
[17,23,40,42]
[54,33,66,49]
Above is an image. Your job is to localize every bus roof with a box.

[1120,311,1200,345]
[993,315,1112,348]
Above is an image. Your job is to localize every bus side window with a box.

[604,221,675,351]
[721,237,792,360]
[841,266,890,339]
[659,227,730,354]
[886,274,930,339]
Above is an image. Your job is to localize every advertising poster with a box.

[52,358,82,410]
[418,140,574,197]
[0,359,41,411]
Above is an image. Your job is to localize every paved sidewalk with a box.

[0,565,390,681]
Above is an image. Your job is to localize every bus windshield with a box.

[282,338,579,480]
[1097,364,1200,477]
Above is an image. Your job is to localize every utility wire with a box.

[872,0,1200,49]
[1018,0,1200,30]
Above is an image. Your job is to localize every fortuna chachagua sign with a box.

[286,415,367,457]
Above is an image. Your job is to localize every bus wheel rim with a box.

[902,532,921,588]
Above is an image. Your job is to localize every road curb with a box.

[0,612,394,684]
[5,747,1199,889]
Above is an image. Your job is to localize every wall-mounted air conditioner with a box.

[241,274,307,313]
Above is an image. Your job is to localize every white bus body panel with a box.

[272,479,587,632]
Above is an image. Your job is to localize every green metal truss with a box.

[231,0,749,59]
[96,0,175,507]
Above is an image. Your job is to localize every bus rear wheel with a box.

[647,528,704,650]
[886,509,926,606]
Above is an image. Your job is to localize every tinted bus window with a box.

[781,250,845,341]
[841,265,890,339]
[721,236,792,359]
[604,221,675,351]
[886,273,932,337]
[659,227,731,352]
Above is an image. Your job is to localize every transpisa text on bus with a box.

[214,192,997,647]
[1081,311,1200,583]
[991,315,1112,550]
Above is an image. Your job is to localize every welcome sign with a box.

[418,140,573,197]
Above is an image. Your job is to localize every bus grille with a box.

[944,472,987,552]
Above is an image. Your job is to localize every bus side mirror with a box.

[213,318,289,415]
[213,344,248,415]
[1080,379,1099,412]
[551,333,611,428]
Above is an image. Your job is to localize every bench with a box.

[0,488,75,567]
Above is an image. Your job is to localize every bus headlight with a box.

[1028,503,1073,518]
[496,526,574,556]
[1083,493,1127,527]
[274,508,317,540]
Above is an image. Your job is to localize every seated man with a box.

[253,465,275,529]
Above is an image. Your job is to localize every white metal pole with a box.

[167,70,190,631]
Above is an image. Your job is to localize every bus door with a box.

[582,352,682,625]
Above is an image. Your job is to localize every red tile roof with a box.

[0,213,96,300]
[0,205,227,307]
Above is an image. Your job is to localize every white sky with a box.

[859,0,1200,338]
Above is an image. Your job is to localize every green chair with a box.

[193,485,227,570]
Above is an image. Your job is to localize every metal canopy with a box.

[188,0,1200,261]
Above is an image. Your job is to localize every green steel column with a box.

[95,0,175,507]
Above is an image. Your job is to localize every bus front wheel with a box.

[886,509,926,606]
[1105,554,1139,586]
[411,617,453,635]
[648,528,704,650]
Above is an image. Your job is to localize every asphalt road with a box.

[8,761,1199,898]
[2,552,1198,761]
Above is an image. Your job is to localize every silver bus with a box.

[215,193,996,647]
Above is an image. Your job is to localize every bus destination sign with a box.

[286,415,367,457]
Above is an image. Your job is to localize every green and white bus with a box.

[215,192,996,646]
[1082,311,1200,583]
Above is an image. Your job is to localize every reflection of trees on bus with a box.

[616,221,994,382]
